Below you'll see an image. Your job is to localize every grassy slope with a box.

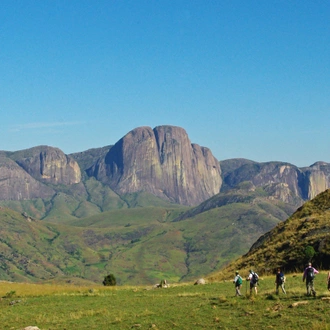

[76,196,285,283]
[0,207,98,283]
[208,189,330,282]
[0,185,293,285]
[0,206,190,284]
[1,274,330,329]
[0,179,180,222]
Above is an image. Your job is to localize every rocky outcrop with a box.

[301,162,330,199]
[11,146,81,185]
[221,160,330,206]
[223,162,302,195]
[0,155,54,200]
[87,126,222,206]
[263,182,304,206]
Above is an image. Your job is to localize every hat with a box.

[249,269,253,273]
[235,270,239,274]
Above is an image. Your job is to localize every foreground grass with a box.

[1,273,330,329]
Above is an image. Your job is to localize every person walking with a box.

[302,262,319,296]
[275,268,286,295]
[327,271,330,291]
[246,269,258,295]
[233,271,243,296]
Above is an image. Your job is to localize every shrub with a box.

[304,245,316,262]
[3,290,16,298]
[103,274,117,286]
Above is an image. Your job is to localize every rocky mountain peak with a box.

[88,125,222,206]
[12,145,81,185]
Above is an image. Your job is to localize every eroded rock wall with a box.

[88,126,222,205]
[0,155,55,200]
[13,146,81,185]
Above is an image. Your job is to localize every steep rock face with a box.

[0,155,55,200]
[88,126,222,205]
[263,182,304,206]
[223,162,302,196]
[12,146,81,185]
[301,162,330,199]
[222,160,330,205]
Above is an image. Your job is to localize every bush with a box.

[304,245,316,262]
[103,274,116,286]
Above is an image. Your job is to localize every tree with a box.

[304,245,316,262]
[103,273,116,286]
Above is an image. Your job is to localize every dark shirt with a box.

[303,266,319,282]
[276,272,284,284]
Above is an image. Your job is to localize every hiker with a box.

[302,262,319,296]
[246,269,259,295]
[327,271,330,291]
[233,271,243,296]
[275,268,286,295]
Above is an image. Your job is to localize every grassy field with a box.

[1,272,330,329]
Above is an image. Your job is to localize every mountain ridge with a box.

[1,125,330,212]
[207,189,330,282]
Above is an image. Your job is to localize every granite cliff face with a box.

[87,126,222,205]
[11,146,81,185]
[0,154,54,200]
[302,162,330,199]
[221,159,330,206]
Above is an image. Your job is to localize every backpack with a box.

[279,275,286,284]
[236,275,243,286]
[306,267,314,281]
[252,272,259,284]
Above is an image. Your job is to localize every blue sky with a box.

[1,1,329,167]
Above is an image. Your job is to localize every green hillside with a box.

[209,189,330,282]
[0,185,295,285]
[0,179,180,223]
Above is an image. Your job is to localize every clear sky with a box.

[1,1,329,167]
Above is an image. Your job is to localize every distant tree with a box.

[304,245,316,262]
[103,273,116,286]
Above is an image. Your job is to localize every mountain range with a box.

[1,125,330,284]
